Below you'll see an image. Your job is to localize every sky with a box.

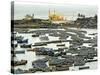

[14,2,97,20]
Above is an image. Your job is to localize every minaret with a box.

[54,10,55,15]
[49,9,50,15]
[32,14,34,19]
[49,9,51,21]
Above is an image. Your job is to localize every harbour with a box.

[11,2,98,74]
[11,28,97,73]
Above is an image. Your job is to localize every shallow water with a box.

[13,28,97,71]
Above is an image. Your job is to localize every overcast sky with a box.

[14,2,97,20]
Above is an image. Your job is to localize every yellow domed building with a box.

[48,10,67,24]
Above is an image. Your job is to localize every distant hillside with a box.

[74,15,97,29]
[12,15,97,29]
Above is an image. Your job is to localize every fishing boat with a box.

[32,34,39,37]
[11,50,25,54]
[11,60,27,66]
[20,44,31,48]
[27,48,39,52]
[17,39,28,43]
[79,66,89,70]
[56,44,65,46]
[39,35,49,41]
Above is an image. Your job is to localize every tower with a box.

[32,14,34,19]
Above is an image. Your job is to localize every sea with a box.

[13,28,97,71]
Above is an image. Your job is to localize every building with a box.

[48,10,67,24]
